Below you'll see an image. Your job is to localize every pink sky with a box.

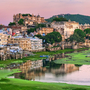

[0,0,90,25]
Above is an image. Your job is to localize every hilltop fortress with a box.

[13,13,46,26]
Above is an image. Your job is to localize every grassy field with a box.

[0,69,21,79]
[0,48,74,67]
[0,78,90,90]
[0,48,89,67]
[55,49,90,65]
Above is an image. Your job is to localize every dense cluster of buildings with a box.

[0,13,90,58]
[13,13,46,26]
[0,31,44,52]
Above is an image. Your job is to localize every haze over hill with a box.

[46,14,90,24]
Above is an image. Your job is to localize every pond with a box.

[13,60,90,85]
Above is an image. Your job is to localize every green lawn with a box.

[0,78,90,90]
[0,69,21,79]
[55,49,90,65]
[0,48,74,67]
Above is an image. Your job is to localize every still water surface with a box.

[14,60,90,85]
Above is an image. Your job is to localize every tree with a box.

[8,22,16,26]
[18,19,24,25]
[69,33,85,43]
[44,32,62,44]
[35,24,46,28]
[51,39,55,44]
[27,28,35,34]
[35,34,43,39]
[35,32,62,44]
[84,28,90,34]
[27,24,46,35]
[69,29,86,43]
[22,14,32,16]
[74,29,86,38]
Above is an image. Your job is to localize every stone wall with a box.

[31,48,46,52]
[64,42,79,49]
[49,53,65,61]
[84,39,90,47]
[46,47,61,51]
[0,53,23,61]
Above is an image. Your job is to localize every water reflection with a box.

[15,60,44,80]
[14,60,90,85]
[50,64,79,76]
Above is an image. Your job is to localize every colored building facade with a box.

[0,32,8,45]
[36,27,54,36]
[8,36,44,51]
[8,37,32,51]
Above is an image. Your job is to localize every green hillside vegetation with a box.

[8,22,16,26]
[46,14,90,24]
[52,17,68,22]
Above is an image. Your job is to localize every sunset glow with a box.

[0,0,90,25]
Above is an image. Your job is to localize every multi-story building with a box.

[0,32,8,45]
[64,20,79,39]
[8,36,32,51]
[8,36,44,51]
[51,20,79,40]
[36,27,54,36]
[13,13,46,25]
[28,37,44,51]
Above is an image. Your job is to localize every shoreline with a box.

[0,48,90,90]
[0,47,89,68]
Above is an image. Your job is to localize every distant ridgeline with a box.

[46,14,90,24]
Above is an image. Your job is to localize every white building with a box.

[28,37,44,51]
[9,36,44,51]
[51,20,79,40]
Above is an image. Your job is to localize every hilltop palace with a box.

[13,13,46,26]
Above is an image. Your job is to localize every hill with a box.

[46,14,90,24]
